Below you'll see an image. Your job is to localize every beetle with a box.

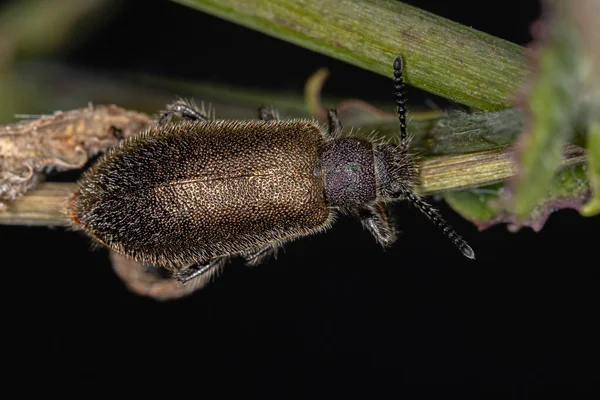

[68,56,474,286]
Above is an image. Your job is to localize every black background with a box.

[4,0,597,394]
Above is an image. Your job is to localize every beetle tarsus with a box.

[258,106,280,121]
[350,202,397,248]
[158,99,209,126]
[173,257,227,284]
[242,243,279,267]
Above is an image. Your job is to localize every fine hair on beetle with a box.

[68,55,475,287]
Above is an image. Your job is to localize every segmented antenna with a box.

[393,55,474,259]
[393,56,408,150]
[402,190,475,259]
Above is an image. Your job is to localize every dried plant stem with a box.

[0,182,73,226]
[0,145,586,227]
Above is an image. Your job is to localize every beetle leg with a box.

[172,256,228,285]
[242,244,279,267]
[326,109,343,139]
[158,98,209,126]
[258,106,280,121]
[350,202,397,248]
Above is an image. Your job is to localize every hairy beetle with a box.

[69,56,474,286]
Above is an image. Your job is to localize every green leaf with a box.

[511,1,581,219]
[577,0,600,216]
[581,121,600,215]
[446,165,590,232]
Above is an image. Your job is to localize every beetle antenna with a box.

[393,56,408,151]
[401,188,475,259]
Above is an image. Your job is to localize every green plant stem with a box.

[174,0,530,110]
